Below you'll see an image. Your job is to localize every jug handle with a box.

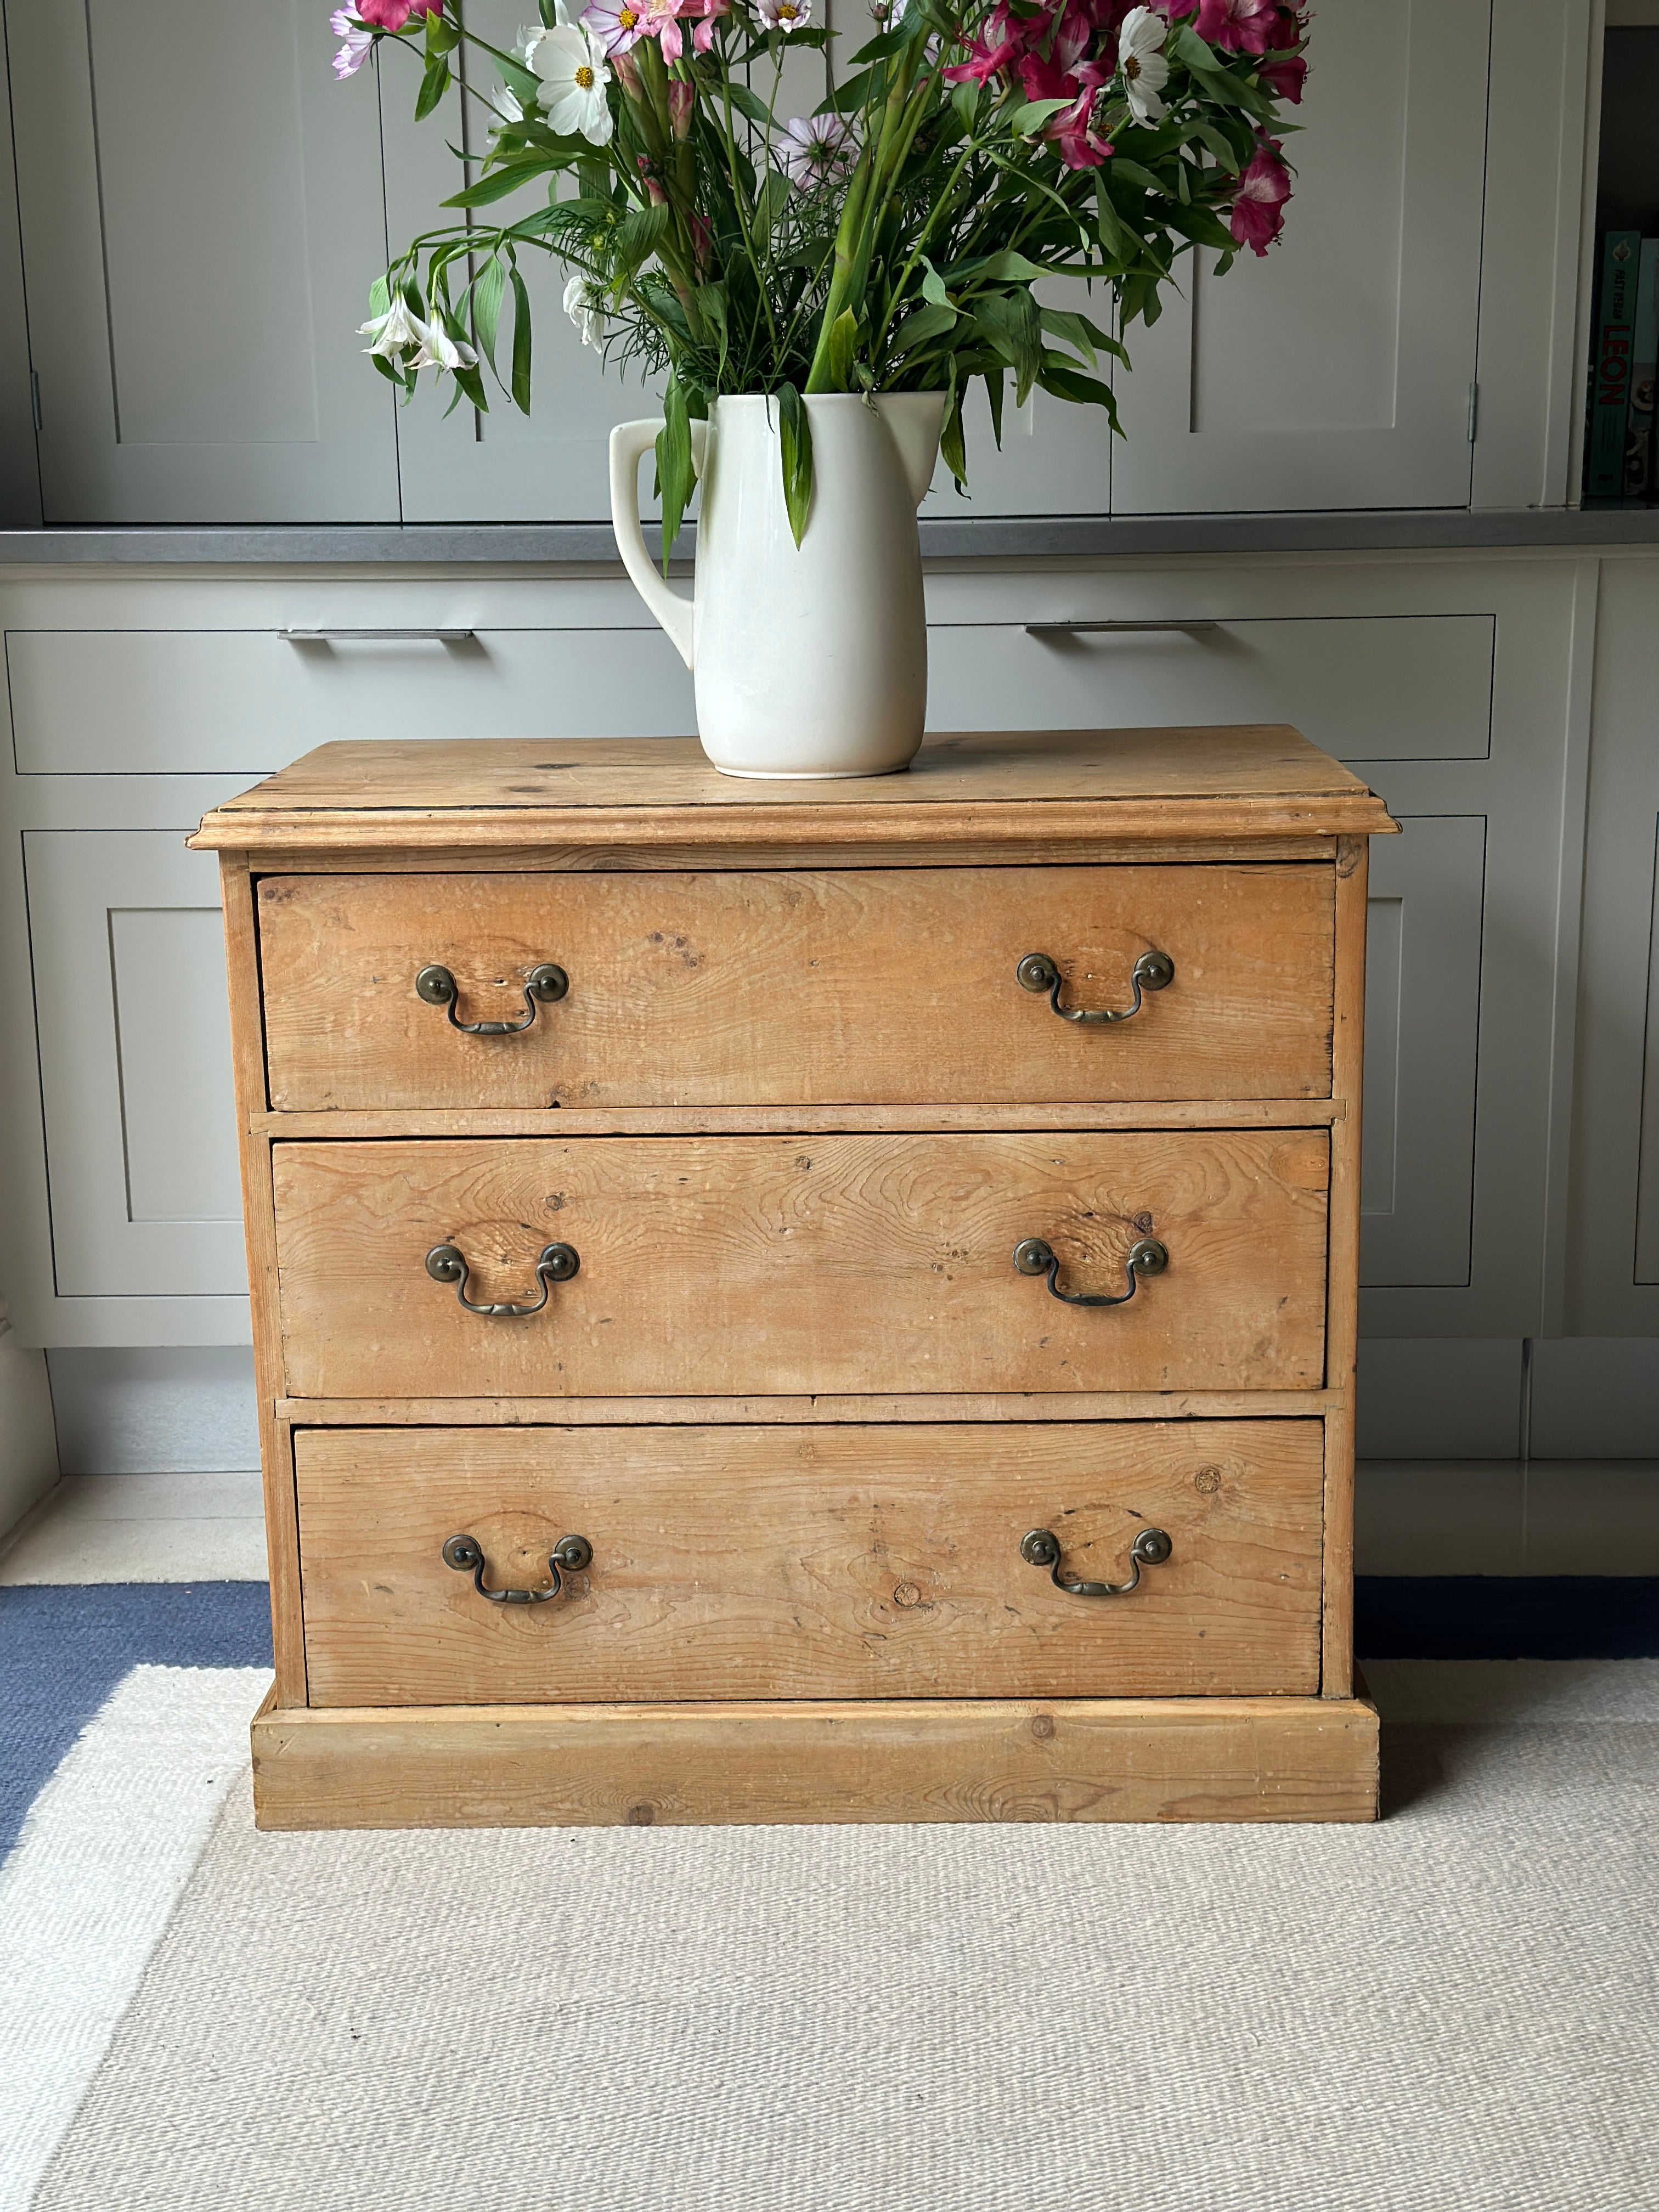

[608,417,705,672]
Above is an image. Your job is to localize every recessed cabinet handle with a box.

[416,963,568,1035]
[442,1531,592,1604]
[1012,1236,1168,1308]
[1015,949,1174,1024]
[1020,1525,1172,1596]
[1023,619,1218,636]
[425,1241,579,1317]
[280,627,476,643]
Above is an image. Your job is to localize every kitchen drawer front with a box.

[295,1420,1325,1705]
[257,866,1336,1110]
[272,1132,1329,1398]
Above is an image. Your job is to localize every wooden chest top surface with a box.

[190,727,1397,850]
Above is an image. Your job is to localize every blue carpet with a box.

[1356,1576,1659,1661]
[0,1584,272,1862]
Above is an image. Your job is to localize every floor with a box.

[3,1460,1656,1584]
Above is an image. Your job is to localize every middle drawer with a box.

[272,1131,1329,1398]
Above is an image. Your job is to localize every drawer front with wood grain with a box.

[271,1131,1329,1398]
[295,1420,1326,1705]
[256,865,1336,1109]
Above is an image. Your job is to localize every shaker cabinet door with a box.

[6,0,399,522]
[1109,0,1492,515]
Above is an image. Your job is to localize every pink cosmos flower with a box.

[776,113,856,187]
[329,6,374,76]
[1193,0,1278,53]
[1229,133,1291,253]
[356,0,442,27]
[757,0,812,26]
[582,0,650,50]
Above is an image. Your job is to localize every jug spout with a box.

[881,392,947,510]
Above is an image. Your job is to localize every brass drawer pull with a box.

[442,1531,593,1604]
[1020,1524,1172,1596]
[1015,948,1174,1024]
[416,962,568,1035]
[425,1241,579,1317]
[1012,1235,1167,1307]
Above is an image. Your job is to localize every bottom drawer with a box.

[295,1421,1325,1706]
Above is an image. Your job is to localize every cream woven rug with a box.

[30,1663,1659,2212]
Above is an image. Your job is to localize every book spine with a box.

[1588,230,1641,499]
[1626,239,1659,501]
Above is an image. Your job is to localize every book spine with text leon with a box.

[1624,240,1659,501]
[1588,230,1641,499]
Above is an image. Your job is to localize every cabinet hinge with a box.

[29,370,40,435]
[1466,382,1479,444]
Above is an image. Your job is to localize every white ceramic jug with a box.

[609,392,945,778]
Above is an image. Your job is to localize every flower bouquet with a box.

[334,0,1307,773]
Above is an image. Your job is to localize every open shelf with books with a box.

[1584,11,1659,504]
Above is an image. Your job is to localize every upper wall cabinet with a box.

[1109,0,1492,515]
[7,0,400,522]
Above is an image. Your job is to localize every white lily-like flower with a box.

[1116,5,1169,122]
[563,273,610,351]
[357,294,425,363]
[525,21,614,143]
[407,313,479,372]
[496,83,525,121]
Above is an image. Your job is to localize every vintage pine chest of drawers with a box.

[191,726,1396,1827]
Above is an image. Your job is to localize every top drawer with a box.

[258,864,1335,1109]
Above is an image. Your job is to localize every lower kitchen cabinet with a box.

[0,549,1637,1360]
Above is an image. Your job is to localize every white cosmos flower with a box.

[525,21,613,143]
[1117,5,1169,122]
[563,273,610,351]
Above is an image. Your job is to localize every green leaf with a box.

[425,10,460,55]
[891,298,957,357]
[949,80,979,131]
[920,258,950,308]
[1190,120,1242,173]
[1110,158,1166,195]
[726,82,774,127]
[961,249,1049,285]
[1039,305,1127,368]
[470,254,507,374]
[656,372,698,573]
[848,12,928,63]
[984,365,1005,449]
[940,365,968,490]
[1036,350,1121,430]
[777,383,814,549]
[611,201,672,275]
[751,170,793,246]
[815,67,874,115]
[509,263,533,412]
[368,273,392,319]
[1007,97,1071,136]
[444,157,562,208]
[972,290,1043,406]
[825,306,860,391]
[415,51,452,120]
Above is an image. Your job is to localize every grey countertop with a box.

[1,507,1657,566]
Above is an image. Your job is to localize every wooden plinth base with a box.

[251,1688,1379,1829]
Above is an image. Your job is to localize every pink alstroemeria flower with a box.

[943,2,1035,87]
[1017,52,1113,167]
[356,0,441,28]
[582,0,650,54]
[1229,133,1291,253]
[329,6,374,76]
[658,0,729,60]
[1194,0,1278,53]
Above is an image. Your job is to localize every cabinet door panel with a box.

[1110,0,1491,514]
[23,832,246,1297]
[7,0,398,522]
[1358,817,1485,1289]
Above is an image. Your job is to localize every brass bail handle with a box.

[1012,1235,1168,1308]
[1020,1525,1173,1598]
[426,1242,579,1318]
[442,1532,593,1605]
[1015,948,1174,1024]
[416,962,568,1036]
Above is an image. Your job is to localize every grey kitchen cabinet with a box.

[1565,557,1659,1335]
[1110,0,1492,514]
[5,0,400,523]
